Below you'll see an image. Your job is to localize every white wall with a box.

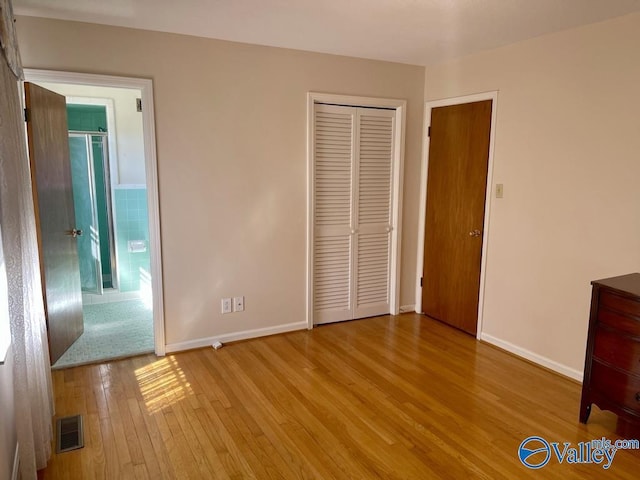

[424,13,640,377]
[16,17,425,348]
[37,82,146,185]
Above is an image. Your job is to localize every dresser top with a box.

[592,273,640,298]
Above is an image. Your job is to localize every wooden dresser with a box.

[580,273,640,428]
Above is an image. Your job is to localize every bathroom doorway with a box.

[24,71,165,368]
[68,105,116,294]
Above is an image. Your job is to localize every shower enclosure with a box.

[69,132,117,294]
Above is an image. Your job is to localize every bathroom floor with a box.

[53,299,154,369]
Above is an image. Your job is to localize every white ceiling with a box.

[13,0,640,66]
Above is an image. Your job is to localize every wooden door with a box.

[25,82,84,363]
[421,100,492,335]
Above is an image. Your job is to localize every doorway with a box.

[416,92,498,337]
[306,93,406,327]
[24,70,165,366]
[67,104,116,294]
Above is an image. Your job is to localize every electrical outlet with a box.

[496,183,504,198]
[221,298,232,314]
[233,296,245,312]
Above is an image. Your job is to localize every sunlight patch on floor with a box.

[135,356,193,414]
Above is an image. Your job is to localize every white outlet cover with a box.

[233,296,244,312]
[221,298,232,314]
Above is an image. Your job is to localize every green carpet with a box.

[53,299,153,369]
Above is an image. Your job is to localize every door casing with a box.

[415,91,499,339]
[306,92,406,329]
[24,69,167,356]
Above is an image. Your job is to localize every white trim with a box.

[399,305,415,313]
[480,333,583,382]
[11,443,19,480]
[165,321,308,354]
[306,92,406,329]
[23,69,166,357]
[113,184,147,190]
[82,290,141,305]
[416,91,499,340]
[306,94,314,330]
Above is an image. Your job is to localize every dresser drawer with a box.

[591,361,640,414]
[593,326,640,373]
[600,290,640,317]
[598,308,640,337]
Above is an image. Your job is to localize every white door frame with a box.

[306,92,406,329]
[416,91,498,339]
[23,68,166,356]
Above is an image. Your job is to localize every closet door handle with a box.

[68,228,83,238]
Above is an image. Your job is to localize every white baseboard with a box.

[480,333,583,382]
[165,321,307,354]
[12,443,19,480]
[82,290,141,305]
[399,305,416,313]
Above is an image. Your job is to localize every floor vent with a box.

[56,415,84,453]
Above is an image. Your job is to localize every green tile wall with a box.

[67,104,108,132]
[114,188,150,292]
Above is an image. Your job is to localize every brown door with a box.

[421,100,492,335]
[25,82,84,363]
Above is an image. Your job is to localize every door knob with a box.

[469,229,482,237]
[69,228,83,238]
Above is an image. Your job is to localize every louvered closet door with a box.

[313,104,355,324]
[353,108,394,318]
[313,104,394,324]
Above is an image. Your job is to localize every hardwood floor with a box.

[39,314,639,479]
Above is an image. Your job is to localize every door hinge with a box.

[420,277,423,287]
[136,98,142,112]
[428,126,431,137]
[24,108,28,122]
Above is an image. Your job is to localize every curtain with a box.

[0,1,55,477]
[0,0,22,79]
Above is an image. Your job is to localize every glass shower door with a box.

[69,134,103,294]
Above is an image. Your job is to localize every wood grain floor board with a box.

[38,314,640,479]
[209,355,323,479]
[251,339,387,478]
